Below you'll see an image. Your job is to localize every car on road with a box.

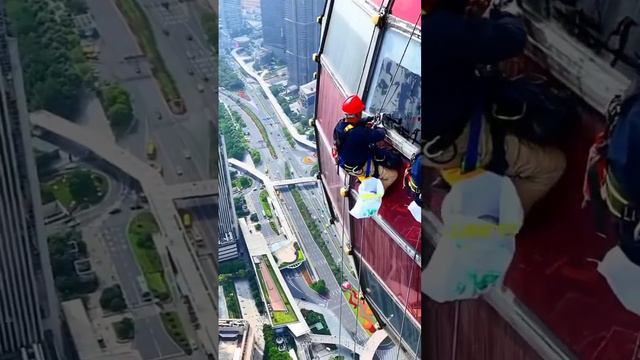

[176,166,183,176]
[108,208,121,215]
[186,33,193,41]
[197,84,204,92]
[187,67,194,75]
[202,75,209,82]
[162,28,169,36]
[183,149,191,159]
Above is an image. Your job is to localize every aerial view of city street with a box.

[216,1,420,360]
[0,0,219,358]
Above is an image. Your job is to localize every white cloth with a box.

[598,246,640,316]
[349,178,384,219]
[422,172,524,302]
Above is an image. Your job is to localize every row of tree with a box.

[7,0,94,119]
[220,103,249,159]
[100,284,127,313]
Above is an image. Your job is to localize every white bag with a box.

[349,178,384,219]
[408,200,421,223]
[422,172,524,302]
[598,246,640,316]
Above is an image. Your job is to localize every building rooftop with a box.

[299,80,316,96]
[61,299,102,360]
[219,320,249,360]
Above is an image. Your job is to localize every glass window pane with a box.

[323,0,375,94]
[366,29,421,143]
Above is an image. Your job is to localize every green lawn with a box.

[236,101,277,158]
[42,170,108,208]
[128,212,170,301]
[160,311,192,354]
[114,0,181,107]
[259,190,273,218]
[256,256,298,325]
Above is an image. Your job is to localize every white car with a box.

[183,149,191,159]
[176,166,183,176]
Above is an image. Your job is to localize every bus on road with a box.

[146,142,156,160]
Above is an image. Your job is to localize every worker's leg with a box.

[376,165,398,191]
[503,135,566,214]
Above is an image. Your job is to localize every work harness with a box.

[333,118,386,178]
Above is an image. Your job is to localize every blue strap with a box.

[461,103,484,174]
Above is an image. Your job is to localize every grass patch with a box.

[236,101,277,159]
[128,212,170,301]
[160,311,192,355]
[255,256,298,325]
[282,128,295,148]
[222,281,242,318]
[259,190,273,218]
[114,0,181,108]
[42,169,108,209]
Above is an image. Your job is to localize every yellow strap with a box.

[345,124,354,132]
[357,175,369,182]
[360,192,383,200]
[441,168,486,185]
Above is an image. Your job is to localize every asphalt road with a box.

[86,0,212,184]
[99,195,183,359]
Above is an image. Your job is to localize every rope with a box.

[352,221,366,359]
[393,237,421,360]
[379,12,422,113]
[336,172,349,356]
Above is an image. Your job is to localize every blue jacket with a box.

[334,118,386,167]
[609,93,640,202]
[423,8,527,147]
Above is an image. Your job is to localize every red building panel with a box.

[390,0,422,26]
[353,216,422,321]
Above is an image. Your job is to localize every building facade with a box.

[260,0,286,61]
[283,0,324,86]
[298,80,316,118]
[218,135,239,262]
[220,0,244,36]
[0,4,61,359]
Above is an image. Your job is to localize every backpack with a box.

[583,94,640,265]
[489,74,579,146]
[404,153,422,206]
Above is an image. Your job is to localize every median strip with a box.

[114,0,184,113]
[235,101,277,159]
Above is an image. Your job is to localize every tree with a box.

[114,317,135,340]
[310,280,328,296]
[107,103,133,130]
[136,233,155,249]
[250,213,259,222]
[110,297,126,312]
[68,171,99,203]
[65,0,89,15]
[100,285,123,310]
[250,149,262,165]
[255,223,262,231]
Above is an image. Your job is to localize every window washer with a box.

[423,0,566,214]
[333,95,399,191]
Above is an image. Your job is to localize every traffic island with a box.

[127,212,170,302]
[113,0,185,114]
[41,168,109,210]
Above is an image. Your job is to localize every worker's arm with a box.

[458,10,527,64]
[367,126,387,143]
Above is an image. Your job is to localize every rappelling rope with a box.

[352,220,367,359]
[336,172,349,356]
[394,237,422,360]
[356,1,387,95]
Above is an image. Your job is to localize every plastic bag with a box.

[422,172,524,302]
[408,200,421,223]
[598,246,640,316]
[349,178,384,219]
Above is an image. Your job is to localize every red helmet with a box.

[342,95,365,115]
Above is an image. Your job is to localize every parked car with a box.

[176,166,183,176]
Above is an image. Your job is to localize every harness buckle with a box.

[622,206,638,222]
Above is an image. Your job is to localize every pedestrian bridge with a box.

[271,177,317,187]
[307,334,365,355]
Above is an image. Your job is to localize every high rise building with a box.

[0,5,61,359]
[283,0,324,86]
[218,135,239,262]
[220,0,244,36]
[260,0,285,61]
